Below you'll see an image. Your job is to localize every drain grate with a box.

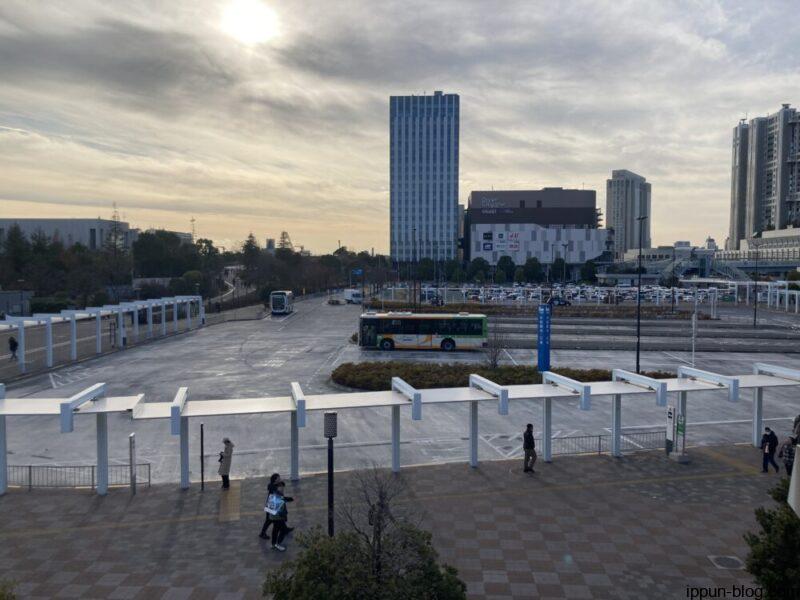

[708,555,744,570]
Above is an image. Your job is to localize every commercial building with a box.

[606,170,651,259]
[390,91,459,262]
[465,188,608,266]
[0,218,138,250]
[727,104,800,249]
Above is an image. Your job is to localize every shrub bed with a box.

[331,361,673,391]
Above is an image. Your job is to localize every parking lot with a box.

[4,296,800,484]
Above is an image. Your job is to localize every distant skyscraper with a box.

[728,104,800,250]
[605,170,651,259]
[390,91,459,262]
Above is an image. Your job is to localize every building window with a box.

[89,228,97,250]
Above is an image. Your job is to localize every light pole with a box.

[324,412,338,537]
[752,234,760,328]
[635,215,648,374]
[671,246,676,314]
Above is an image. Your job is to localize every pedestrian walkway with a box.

[0,444,778,599]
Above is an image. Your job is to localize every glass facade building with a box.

[390,91,459,262]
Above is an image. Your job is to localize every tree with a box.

[263,469,466,600]
[484,327,508,370]
[466,258,490,282]
[493,268,507,284]
[513,266,526,284]
[416,258,435,281]
[744,478,800,600]
[523,257,544,283]
[579,260,597,283]
[496,256,515,282]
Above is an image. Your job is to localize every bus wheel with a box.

[380,339,394,351]
[441,339,455,352]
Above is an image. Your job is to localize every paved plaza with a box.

[0,443,780,599]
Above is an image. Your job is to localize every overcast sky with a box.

[0,1,798,254]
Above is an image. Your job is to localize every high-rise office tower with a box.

[728,104,800,249]
[390,91,459,262]
[605,170,651,259]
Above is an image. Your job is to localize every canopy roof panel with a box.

[305,391,407,411]
[183,397,295,417]
[738,374,800,389]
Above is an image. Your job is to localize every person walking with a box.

[778,435,796,478]
[8,336,18,361]
[266,481,294,552]
[523,423,537,473]
[760,427,780,474]
[218,438,234,489]
[259,473,281,539]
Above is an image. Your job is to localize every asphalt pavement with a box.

[3,297,800,483]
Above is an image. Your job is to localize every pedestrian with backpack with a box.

[259,473,289,539]
[8,336,18,361]
[523,423,537,473]
[265,481,294,551]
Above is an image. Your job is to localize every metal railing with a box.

[7,463,151,490]
[547,430,665,456]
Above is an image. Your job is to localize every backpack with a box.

[265,493,285,516]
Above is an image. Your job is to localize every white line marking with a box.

[621,416,794,429]
[662,351,693,365]
[49,373,57,389]
[503,348,518,365]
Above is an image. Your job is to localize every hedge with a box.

[331,361,673,391]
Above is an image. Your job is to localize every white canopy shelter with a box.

[0,383,143,496]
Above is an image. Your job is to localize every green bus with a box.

[359,312,488,352]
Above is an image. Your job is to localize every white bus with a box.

[270,290,294,315]
[359,312,488,352]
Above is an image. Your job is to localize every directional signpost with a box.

[537,303,552,372]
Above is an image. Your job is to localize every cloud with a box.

[0,0,799,252]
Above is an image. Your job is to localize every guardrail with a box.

[7,464,151,490]
[547,430,665,456]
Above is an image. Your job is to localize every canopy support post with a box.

[611,394,622,457]
[469,401,478,468]
[543,398,552,462]
[96,413,109,496]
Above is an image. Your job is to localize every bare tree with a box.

[484,324,508,369]
[338,467,418,585]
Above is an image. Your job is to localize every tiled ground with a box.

[0,444,779,599]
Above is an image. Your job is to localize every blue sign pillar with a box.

[537,304,551,372]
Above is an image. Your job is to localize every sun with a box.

[221,0,279,45]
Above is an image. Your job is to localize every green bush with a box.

[0,579,16,600]
[331,362,673,391]
[744,478,800,600]
[30,297,73,313]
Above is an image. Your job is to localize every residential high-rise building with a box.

[728,104,800,249]
[605,170,651,259]
[727,119,749,250]
[390,91,459,262]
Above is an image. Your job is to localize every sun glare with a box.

[221,0,279,45]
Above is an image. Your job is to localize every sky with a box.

[0,0,798,255]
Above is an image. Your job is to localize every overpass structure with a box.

[2,362,798,496]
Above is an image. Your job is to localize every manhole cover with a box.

[708,555,744,570]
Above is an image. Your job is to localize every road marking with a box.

[503,349,518,365]
[49,373,56,389]
[661,351,693,365]
[218,480,242,522]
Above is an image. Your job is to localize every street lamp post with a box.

[671,246,676,314]
[635,215,648,374]
[324,412,338,537]
[752,237,760,328]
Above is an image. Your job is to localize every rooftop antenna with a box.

[190,216,196,242]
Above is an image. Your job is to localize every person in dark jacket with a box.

[760,427,780,473]
[523,423,537,473]
[218,438,234,489]
[259,473,282,539]
[268,481,294,551]
[8,336,18,361]
[778,436,796,478]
